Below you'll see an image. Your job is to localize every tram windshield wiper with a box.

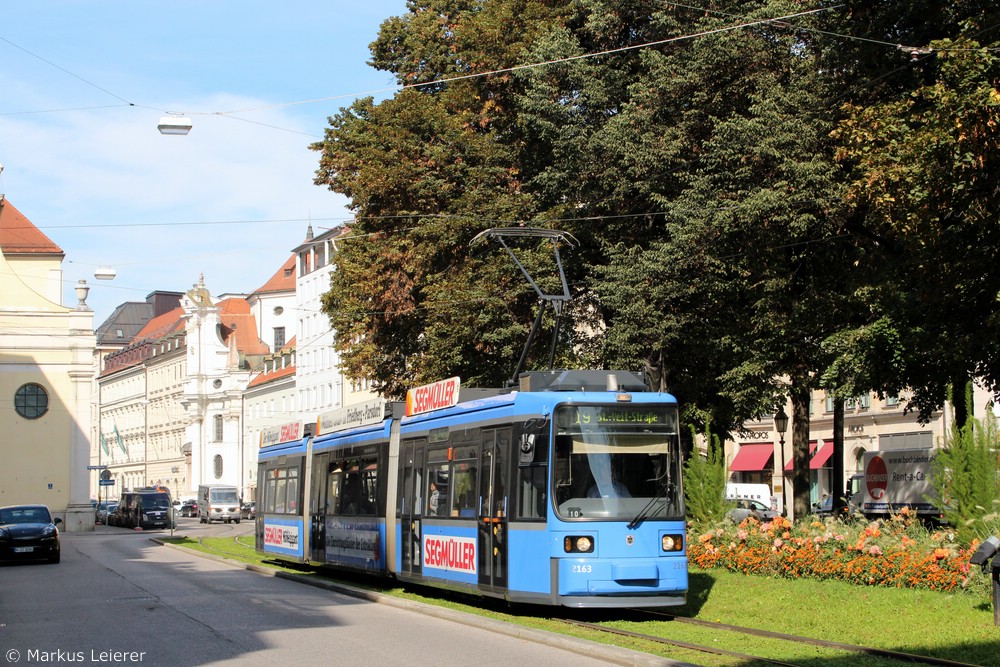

[627,480,671,530]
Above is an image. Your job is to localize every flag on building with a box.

[114,423,126,455]
[100,431,109,456]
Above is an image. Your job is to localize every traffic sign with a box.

[87,465,109,470]
[99,479,116,486]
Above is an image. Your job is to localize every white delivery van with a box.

[848,448,944,523]
[198,484,241,524]
[725,483,777,511]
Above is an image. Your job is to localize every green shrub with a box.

[931,402,1000,545]
[683,423,729,524]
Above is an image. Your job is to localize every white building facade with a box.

[294,226,347,424]
[243,346,299,502]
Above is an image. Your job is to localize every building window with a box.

[214,414,224,441]
[14,383,49,419]
[274,326,286,350]
[213,454,224,479]
[885,395,900,407]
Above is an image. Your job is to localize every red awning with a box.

[784,441,832,471]
[730,444,774,472]
[810,442,834,469]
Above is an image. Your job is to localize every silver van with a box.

[197,484,241,524]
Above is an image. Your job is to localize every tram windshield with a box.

[553,404,683,521]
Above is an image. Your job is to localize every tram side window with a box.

[287,469,299,513]
[326,466,343,514]
[274,477,286,513]
[452,461,477,517]
[341,466,361,514]
[427,464,448,517]
[359,460,378,515]
[333,458,378,515]
[517,465,547,520]
[264,465,300,514]
[517,429,548,520]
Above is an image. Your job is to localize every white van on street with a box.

[197,484,241,524]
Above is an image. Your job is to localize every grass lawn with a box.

[165,536,998,666]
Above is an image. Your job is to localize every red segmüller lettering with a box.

[424,536,476,572]
[406,377,461,416]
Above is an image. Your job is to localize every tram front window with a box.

[553,404,683,520]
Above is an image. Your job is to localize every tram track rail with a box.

[558,618,800,666]
[556,610,982,667]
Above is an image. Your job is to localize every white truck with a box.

[848,448,945,523]
[197,484,241,524]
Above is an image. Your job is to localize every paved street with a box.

[0,519,670,667]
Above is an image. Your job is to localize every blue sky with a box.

[1,1,408,324]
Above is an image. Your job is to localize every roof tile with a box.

[0,199,63,255]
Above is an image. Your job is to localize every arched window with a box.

[852,448,866,473]
[214,414,224,441]
[214,454,224,479]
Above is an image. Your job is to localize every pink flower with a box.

[869,545,883,556]
[737,529,748,541]
[773,538,783,548]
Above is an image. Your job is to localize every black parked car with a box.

[179,501,198,517]
[0,505,61,564]
[114,489,175,529]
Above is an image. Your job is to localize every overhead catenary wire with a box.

[211,6,840,117]
[5,5,842,121]
[4,3,994,136]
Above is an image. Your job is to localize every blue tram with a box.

[255,370,688,608]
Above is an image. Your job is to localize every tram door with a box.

[399,438,425,575]
[309,453,329,563]
[478,427,510,592]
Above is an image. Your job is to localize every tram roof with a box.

[400,384,677,429]
[311,416,396,452]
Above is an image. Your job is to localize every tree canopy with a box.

[311,0,1000,467]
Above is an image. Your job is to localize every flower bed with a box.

[688,510,985,593]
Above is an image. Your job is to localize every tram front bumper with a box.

[555,556,688,599]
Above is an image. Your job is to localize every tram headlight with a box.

[661,534,684,552]
[563,535,595,553]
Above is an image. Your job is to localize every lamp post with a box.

[774,406,789,516]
